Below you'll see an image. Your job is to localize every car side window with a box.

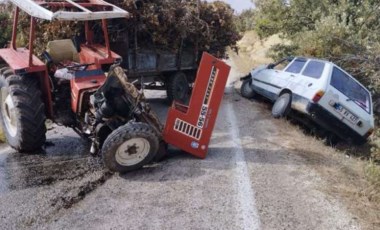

[285,59,307,74]
[302,61,325,79]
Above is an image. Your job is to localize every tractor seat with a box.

[46,39,80,63]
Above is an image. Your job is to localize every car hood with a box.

[250,65,268,77]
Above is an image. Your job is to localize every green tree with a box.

[235,9,256,32]
[252,0,380,90]
[253,0,287,38]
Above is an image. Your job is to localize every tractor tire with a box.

[272,93,292,119]
[102,122,159,173]
[241,79,256,99]
[166,71,190,105]
[0,69,46,152]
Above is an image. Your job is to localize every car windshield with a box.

[330,67,371,113]
[285,58,307,74]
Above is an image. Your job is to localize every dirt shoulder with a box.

[235,91,380,229]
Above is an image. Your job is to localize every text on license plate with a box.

[334,104,359,124]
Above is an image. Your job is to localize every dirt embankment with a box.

[228,31,288,74]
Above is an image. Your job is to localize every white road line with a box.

[226,101,261,230]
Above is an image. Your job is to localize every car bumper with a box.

[306,102,368,143]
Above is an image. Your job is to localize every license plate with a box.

[333,103,359,124]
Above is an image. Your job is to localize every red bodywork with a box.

[163,52,230,158]
[0,5,120,120]
[71,44,120,114]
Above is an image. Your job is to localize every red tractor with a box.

[0,0,230,173]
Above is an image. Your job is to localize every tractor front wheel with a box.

[0,69,46,152]
[102,122,159,173]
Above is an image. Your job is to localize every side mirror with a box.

[267,63,275,69]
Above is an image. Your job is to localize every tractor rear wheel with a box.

[0,69,46,152]
[166,71,190,105]
[102,122,159,173]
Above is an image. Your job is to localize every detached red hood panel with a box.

[163,52,231,158]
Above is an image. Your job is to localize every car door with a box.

[290,60,327,99]
[249,66,277,100]
[252,58,306,101]
[281,58,308,92]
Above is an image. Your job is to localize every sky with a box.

[207,0,255,13]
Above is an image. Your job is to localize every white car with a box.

[241,57,375,144]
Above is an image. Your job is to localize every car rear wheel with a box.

[241,79,256,98]
[102,122,159,173]
[272,93,291,118]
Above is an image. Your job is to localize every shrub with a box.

[0,4,12,48]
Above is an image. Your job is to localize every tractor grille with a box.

[174,119,202,140]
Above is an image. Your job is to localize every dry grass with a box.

[279,120,380,229]
[365,162,380,203]
[0,127,4,143]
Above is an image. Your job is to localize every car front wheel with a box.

[241,79,256,99]
[272,93,292,118]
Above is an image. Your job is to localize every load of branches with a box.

[107,0,241,58]
[1,0,240,58]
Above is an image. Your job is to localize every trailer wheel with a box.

[102,122,159,173]
[272,93,291,118]
[167,72,190,105]
[0,69,46,152]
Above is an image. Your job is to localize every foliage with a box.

[106,0,241,58]
[253,0,380,100]
[234,9,255,32]
[267,43,298,61]
[8,0,240,59]
[0,4,12,48]
[253,0,287,38]
[199,1,241,56]
[17,16,80,55]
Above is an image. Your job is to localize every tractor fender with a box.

[0,52,53,119]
